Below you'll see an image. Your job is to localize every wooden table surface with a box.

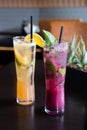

[0,59,87,130]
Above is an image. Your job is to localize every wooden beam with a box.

[0,46,42,52]
[0,0,86,8]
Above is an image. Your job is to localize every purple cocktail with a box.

[44,42,68,115]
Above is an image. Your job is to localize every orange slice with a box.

[24,33,45,48]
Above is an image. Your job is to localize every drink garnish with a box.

[14,46,31,66]
[46,60,56,72]
[55,52,59,57]
[24,33,45,48]
[43,29,57,46]
[59,68,66,76]
[15,57,22,66]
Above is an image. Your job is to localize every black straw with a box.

[59,26,64,43]
[30,16,33,41]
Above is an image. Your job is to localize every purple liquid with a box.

[45,76,65,115]
[44,43,68,115]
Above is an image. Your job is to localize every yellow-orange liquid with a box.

[17,78,35,105]
[13,37,36,105]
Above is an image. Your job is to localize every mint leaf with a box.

[46,60,56,72]
[55,52,59,57]
[43,29,57,46]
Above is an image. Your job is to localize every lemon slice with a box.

[24,33,45,48]
[14,45,31,66]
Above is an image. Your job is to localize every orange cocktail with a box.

[13,36,36,105]
[17,78,35,105]
[13,33,45,105]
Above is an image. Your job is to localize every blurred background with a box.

[0,0,87,65]
[0,0,87,31]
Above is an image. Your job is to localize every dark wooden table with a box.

[0,59,87,130]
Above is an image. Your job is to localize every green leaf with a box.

[55,52,59,57]
[80,37,86,55]
[82,51,87,65]
[68,33,78,64]
[67,34,87,68]
[46,60,56,72]
[79,37,87,65]
[69,33,77,52]
[43,29,57,46]
[72,54,83,68]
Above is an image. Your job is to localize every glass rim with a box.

[13,36,35,40]
[13,36,25,40]
[13,36,36,45]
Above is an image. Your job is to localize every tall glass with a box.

[13,36,36,105]
[44,42,68,115]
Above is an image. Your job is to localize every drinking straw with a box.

[30,16,33,41]
[58,26,64,43]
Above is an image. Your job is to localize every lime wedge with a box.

[59,68,66,76]
[43,29,57,46]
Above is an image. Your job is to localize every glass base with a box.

[45,107,64,116]
[16,98,35,105]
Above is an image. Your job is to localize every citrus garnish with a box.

[59,68,66,76]
[42,30,57,46]
[24,33,45,48]
[14,45,31,66]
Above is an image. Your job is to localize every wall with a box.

[0,7,87,32]
[40,7,87,22]
[0,8,40,32]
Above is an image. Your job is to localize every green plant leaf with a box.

[68,33,78,64]
[67,33,87,69]
[82,51,87,65]
[72,54,83,68]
